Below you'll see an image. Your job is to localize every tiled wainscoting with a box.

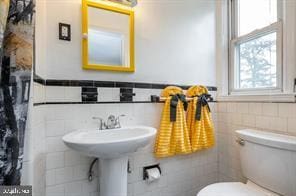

[30,78,296,196]
[31,79,219,196]
[216,102,296,183]
[22,103,47,195]
[42,103,218,196]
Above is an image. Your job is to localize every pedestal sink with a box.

[62,126,157,196]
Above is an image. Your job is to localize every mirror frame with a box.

[82,0,135,72]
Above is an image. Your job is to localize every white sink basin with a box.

[62,126,157,196]
[62,126,157,159]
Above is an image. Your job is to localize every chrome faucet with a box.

[106,115,116,129]
[93,114,125,130]
[106,114,126,129]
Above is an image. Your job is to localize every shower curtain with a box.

[0,0,35,185]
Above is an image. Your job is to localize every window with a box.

[230,0,282,94]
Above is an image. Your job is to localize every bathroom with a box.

[0,0,295,195]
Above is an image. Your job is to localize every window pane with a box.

[238,32,276,89]
[238,0,277,36]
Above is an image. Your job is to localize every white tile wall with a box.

[33,82,46,103]
[32,86,296,196]
[29,82,219,196]
[45,86,66,102]
[44,86,82,103]
[97,87,120,102]
[46,120,66,137]
[216,102,296,183]
[133,88,153,102]
[64,87,82,102]
[22,82,46,196]
[41,103,218,196]
[46,152,65,170]
[22,104,47,195]
[28,84,296,195]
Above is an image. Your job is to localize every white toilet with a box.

[198,129,296,196]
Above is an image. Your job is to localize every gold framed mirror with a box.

[82,0,135,72]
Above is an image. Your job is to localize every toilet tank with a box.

[236,129,296,196]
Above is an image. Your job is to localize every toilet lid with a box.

[197,182,271,196]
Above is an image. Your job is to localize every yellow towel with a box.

[187,86,215,152]
[154,86,192,158]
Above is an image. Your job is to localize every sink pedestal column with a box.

[99,156,128,196]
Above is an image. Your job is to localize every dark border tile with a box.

[46,79,70,86]
[207,86,217,91]
[151,84,167,89]
[115,82,135,88]
[180,85,191,90]
[94,81,115,87]
[70,80,94,87]
[33,102,46,106]
[33,100,217,106]
[33,74,46,85]
[32,75,218,91]
[120,88,135,102]
[82,87,98,102]
[134,83,152,89]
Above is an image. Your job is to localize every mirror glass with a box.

[87,6,130,67]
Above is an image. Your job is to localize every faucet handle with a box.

[106,115,116,129]
[93,117,103,120]
[116,114,126,122]
[107,115,116,120]
[107,115,116,124]
[92,117,106,130]
[93,117,105,124]
[115,114,126,128]
[116,114,126,119]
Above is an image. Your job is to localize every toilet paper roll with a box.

[145,168,161,183]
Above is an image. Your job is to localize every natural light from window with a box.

[238,0,277,36]
[238,32,276,89]
[231,0,280,91]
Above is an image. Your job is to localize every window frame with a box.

[229,0,283,95]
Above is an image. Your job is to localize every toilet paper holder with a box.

[143,164,161,180]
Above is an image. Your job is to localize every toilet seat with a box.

[197,182,278,196]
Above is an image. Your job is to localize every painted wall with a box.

[36,0,216,86]
[35,0,47,78]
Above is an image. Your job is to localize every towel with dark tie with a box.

[186,86,215,152]
[154,86,192,158]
